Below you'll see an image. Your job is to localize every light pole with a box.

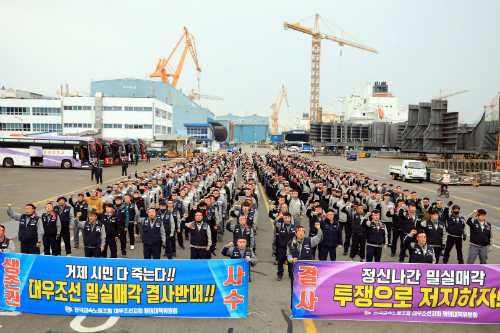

[14,116,23,134]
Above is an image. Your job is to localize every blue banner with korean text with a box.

[0,253,248,317]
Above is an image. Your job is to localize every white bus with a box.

[0,135,96,168]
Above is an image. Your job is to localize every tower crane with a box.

[484,92,499,121]
[187,89,224,101]
[150,27,201,88]
[284,13,377,124]
[270,85,289,134]
[56,90,80,97]
[434,89,468,100]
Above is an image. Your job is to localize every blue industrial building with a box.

[91,78,216,135]
[216,113,269,143]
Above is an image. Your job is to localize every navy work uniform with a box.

[54,202,74,256]
[7,208,43,254]
[466,216,493,264]
[362,219,388,262]
[141,216,166,259]
[77,219,106,258]
[99,212,118,258]
[319,217,342,261]
[276,221,296,279]
[41,211,61,256]
[443,212,466,264]
[157,210,175,259]
[417,219,446,263]
[114,203,130,257]
[183,219,212,259]
[403,233,436,264]
[69,196,89,248]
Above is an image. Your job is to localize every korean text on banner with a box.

[0,253,248,317]
[292,261,500,324]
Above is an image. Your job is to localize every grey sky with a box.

[1,0,499,125]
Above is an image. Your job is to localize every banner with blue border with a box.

[0,253,248,317]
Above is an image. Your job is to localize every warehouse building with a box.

[91,78,218,135]
[216,113,269,143]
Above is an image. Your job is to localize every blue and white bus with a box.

[227,142,237,152]
[0,135,96,168]
[299,142,311,153]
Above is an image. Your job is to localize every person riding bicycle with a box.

[439,170,450,195]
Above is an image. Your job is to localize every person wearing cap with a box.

[319,210,342,261]
[276,212,296,281]
[69,192,89,249]
[442,205,466,264]
[286,189,306,227]
[362,210,387,262]
[416,209,446,263]
[97,203,119,258]
[221,239,257,281]
[182,210,212,259]
[156,201,175,259]
[403,229,436,264]
[341,201,367,262]
[196,201,218,258]
[171,191,186,239]
[226,215,255,249]
[332,193,350,255]
[7,203,43,254]
[140,208,167,259]
[213,188,227,241]
[121,157,128,176]
[0,224,15,253]
[73,210,105,257]
[429,200,452,223]
[41,203,61,256]
[53,196,74,257]
[466,209,493,264]
[113,196,130,258]
[102,186,115,205]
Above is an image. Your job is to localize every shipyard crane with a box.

[284,13,378,124]
[150,27,201,88]
[270,85,289,134]
[187,89,224,101]
[484,92,499,121]
[56,90,80,97]
[434,89,468,100]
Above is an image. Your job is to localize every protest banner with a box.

[0,253,248,317]
[292,261,500,323]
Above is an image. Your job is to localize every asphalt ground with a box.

[0,145,498,332]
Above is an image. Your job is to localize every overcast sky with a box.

[1,0,499,125]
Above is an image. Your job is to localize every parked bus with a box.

[227,141,238,152]
[106,138,127,163]
[93,137,113,165]
[299,142,311,153]
[0,135,95,168]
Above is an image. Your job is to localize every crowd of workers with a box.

[2,149,494,283]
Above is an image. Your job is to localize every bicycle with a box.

[437,185,450,198]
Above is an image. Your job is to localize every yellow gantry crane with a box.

[434,89,468,100]
[284,13,378,124]
[270,85,289,134]
[150,27,201,88]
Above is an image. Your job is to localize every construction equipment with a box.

[187,89,223,101]
[270,85,289,134]
[150,27,201,87]
[434,89,468,100]
[484,92,499,121]
[56,90,80,97]
[284,13,377,124]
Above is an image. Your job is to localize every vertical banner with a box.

[292,261,500,323]
[0,253,248,317]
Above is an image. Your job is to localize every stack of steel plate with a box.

[459,175,473,185]
[491,172,500,185]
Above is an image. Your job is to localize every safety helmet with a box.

[443,170,448,173]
